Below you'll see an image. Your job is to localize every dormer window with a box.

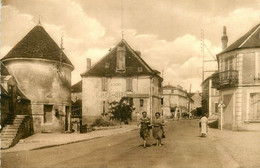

[116,46,126,71]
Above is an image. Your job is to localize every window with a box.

[249,93,260,120]
[126,77,133,91]
[105,62,110,68]
[224,58,228,71]
[116,46,126,71]
[102,77,107,91]
[161,98,164,105]
[44,105,53,123]
[140,99,144,107]
[138,67,143,72]
[224,56,236,71]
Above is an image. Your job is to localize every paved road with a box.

[2,120,224,168]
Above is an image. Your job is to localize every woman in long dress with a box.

[152,112,165,146]
[199,115,208,137]
[138,111,151,148]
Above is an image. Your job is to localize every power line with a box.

[121,0,124,39]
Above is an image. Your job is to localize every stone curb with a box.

[1,126,139,153]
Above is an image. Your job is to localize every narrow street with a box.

[2,120,225,168]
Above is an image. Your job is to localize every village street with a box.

[3,119,259,168]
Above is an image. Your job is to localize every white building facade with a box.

[81,40,163,124]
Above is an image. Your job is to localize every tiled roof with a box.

[162,85,176,89]
[81,39,161,78]
[1,25,74,68]
[187,93,195,97]
[219,23,260,55]
[71,80,82,93]
[1,62,10,76]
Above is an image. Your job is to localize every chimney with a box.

[221,26,228,50]
[86,58,91,71]
[135,51,141,57]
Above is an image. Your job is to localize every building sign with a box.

[96,92,126,99]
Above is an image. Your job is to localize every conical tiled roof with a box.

[219,23,260,55]
[1,62,10,76]
[1,25,74,67]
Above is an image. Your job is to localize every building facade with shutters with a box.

[201,72,220,117]
[216,24,260,131]
[162,85,190,118]
[81,40,163,124]
[1,24,74,133]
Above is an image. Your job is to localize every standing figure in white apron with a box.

[199,115,208,137]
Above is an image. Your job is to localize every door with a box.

[44,105,53,123]
[223,94,233,129]
[65,106,70,131]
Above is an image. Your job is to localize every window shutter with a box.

[130,78,133,91]
[102,77,107,91]
[126,77,133,91]
[256,53,260,79]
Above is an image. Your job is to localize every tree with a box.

[108,97,135,124]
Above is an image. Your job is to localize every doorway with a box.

[223,94,233,129]
[65,106,70,131]
[44,105,53,123]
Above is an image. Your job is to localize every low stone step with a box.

[1,140,12,144]
[16,115,27,118]
[5,122,21,125]
[4,125,20,129]
[1,129,18,133]
[1,132,18,136]
[1,134,16,138]
[1,138,14,142]
[5,121,23,124]
[1,145,12,149]
[1,132,17,136]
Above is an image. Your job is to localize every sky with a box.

[1,0,260,92]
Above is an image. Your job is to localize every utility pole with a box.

[188,84,192,112]
[121,0,124,39]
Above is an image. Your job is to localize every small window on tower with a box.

[138,67,143,72]
[140,99,144,107]
[105,62,110,68]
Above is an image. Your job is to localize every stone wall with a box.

[4,59,72,133]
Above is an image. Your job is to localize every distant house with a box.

[201,72,220,117]
[1,23,74,133]
[71,80,82,132]
[162,85,189,118]
[216,24,260,131]
[71,80,82,103]
[81,39,163,124]
[188,92,202,109]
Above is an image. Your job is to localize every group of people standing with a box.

[138,111,165,148]
[138,111,209,148]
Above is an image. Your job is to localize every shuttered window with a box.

[249,93,260,120]
[140,99,144,107]
[102,77,107,91]
[126,77,133,91]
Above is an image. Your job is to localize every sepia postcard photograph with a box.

[1,0,260,167]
